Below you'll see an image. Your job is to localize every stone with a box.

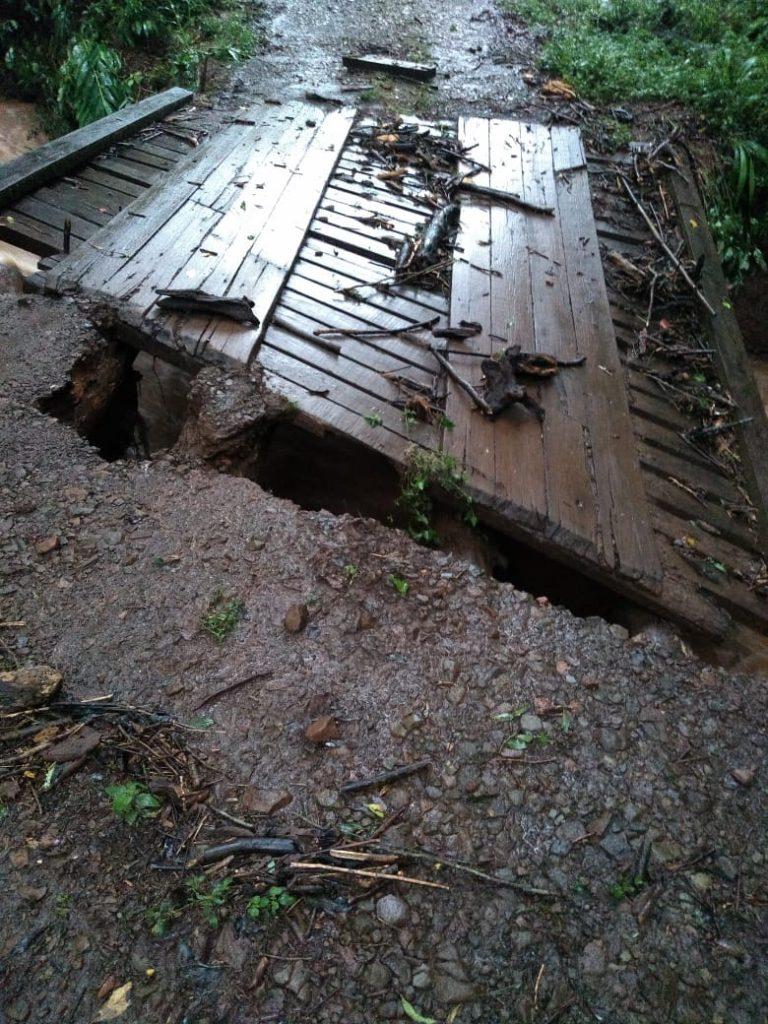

[284,603,309,633]
[0,665,62,711]
[519,713,543,732]
[35,535,60,555]
[376,894,408,926]
[599,830,632,860]
[305,715,341,743]
[364,961,390,989]
[434,975,477,1004]
[730,767,756,787]
[580,940,606,975]
[242,788,293,815]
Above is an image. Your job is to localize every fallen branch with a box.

[391,848,558,897]
[431,346,495,417]
[194,670,273,710]
[288,861,450,890]
[188,837,299,868]
[340,758,431,794]
[458,180,555,217]
[315,316,439,339]
[619,176,717,317]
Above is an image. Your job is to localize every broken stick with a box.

[619,175,717,317]
[340,758,431,794]
[289,861,450,890]
[458,180,555,217]
[431,346,495,417]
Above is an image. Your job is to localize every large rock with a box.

[0,665,62,711]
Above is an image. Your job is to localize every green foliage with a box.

[505,0,768,282]
[202,592,245,641]
[609,873,644,901]
[57,37,133,126]
[398,448,477,546]
[147,900,181,936]
[364,411,384,427]
[185,875,233,927]
[105,781,161,824]
[400,998,436,1024]
[246,885,296,920]
[1,0,258,130]
[388,574,410,597]
[0,801,7,823]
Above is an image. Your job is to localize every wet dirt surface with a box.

[1,295,767,1024]
[223,0,537,118]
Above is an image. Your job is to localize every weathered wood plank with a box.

[669,157,768,543]
[0,88,191,208]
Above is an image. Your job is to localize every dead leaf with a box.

[305,715,341,743]
[541,78,577,100]
[35,536,60,555]
[95,982,132,1021]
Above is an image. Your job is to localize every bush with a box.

[506,0,768,282]
[0,0,258,131]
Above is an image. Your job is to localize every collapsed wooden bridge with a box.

[2,90,766,639]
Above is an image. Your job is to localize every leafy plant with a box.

[147,900,182,937]
[106,781,161,824]
[344,563,359,581]
[246,885,296,920]
[57,37,133,126]
[609,874,645,901]
[202,592,244,641]
[185,875,233,927]
[397,448,477,546]
[400,998,436,1024]
[364,411,383,427]
[388,574,409,597]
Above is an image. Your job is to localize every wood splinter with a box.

[155,288,260,326]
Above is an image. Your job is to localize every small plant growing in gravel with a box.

[505,731,550,752]
[147,900,182,937]
[106,782,161,825]
[202,592,245,641]
[344,563,359,581]
[388,574,409,597]
[0,801,6,823]
[364,411,383,427]
[185,875,233,928]
[246,885,296,920]
[54,893,72,918]
[609,874,644,902]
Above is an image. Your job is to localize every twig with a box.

[315,316,439,339]
[205,804,258,833]
[390,848,558,897]
[685,417,753,441]
[340,759,431,794]
[431,347,495,417]
[458,180,555,217]
[187,837,299,868]
[193,670,273,710]
[288,861,450,890]
[619,175,717,316]
[272,316,342,355]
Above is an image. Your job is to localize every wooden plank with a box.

[34,183,115,226]
[89,155,162,188]
[0,209,64,256]
[670,159,768,542]
[75,166,145,199]
[202,107,356,365]
[443,117,497,491]
[114,144,178,172]
[342,54,436,81]
[13,195,99,241]
[553,124,662,586]
[0,87,191,207]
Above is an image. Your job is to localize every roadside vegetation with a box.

[1,0,260,133]
[505,0,768,283]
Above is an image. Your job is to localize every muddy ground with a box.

[1,3,768,1023]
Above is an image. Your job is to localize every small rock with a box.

[284,603,309,633]
[9,847,29,869]
[35,536,60,555]
[357,608,376,631]
[242,788,293,815]
[376,894,408,926]
[599,830,632,860]
[0,665,62,711]
[434,975,477,1004]
[580,940,606,975]
[305,715,340,743]
[730,767,756,787]
[519,713,543,733]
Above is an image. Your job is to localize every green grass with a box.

[202,592,245,641]
[504,0,768,282]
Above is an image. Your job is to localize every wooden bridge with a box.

[2,90,766,639]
